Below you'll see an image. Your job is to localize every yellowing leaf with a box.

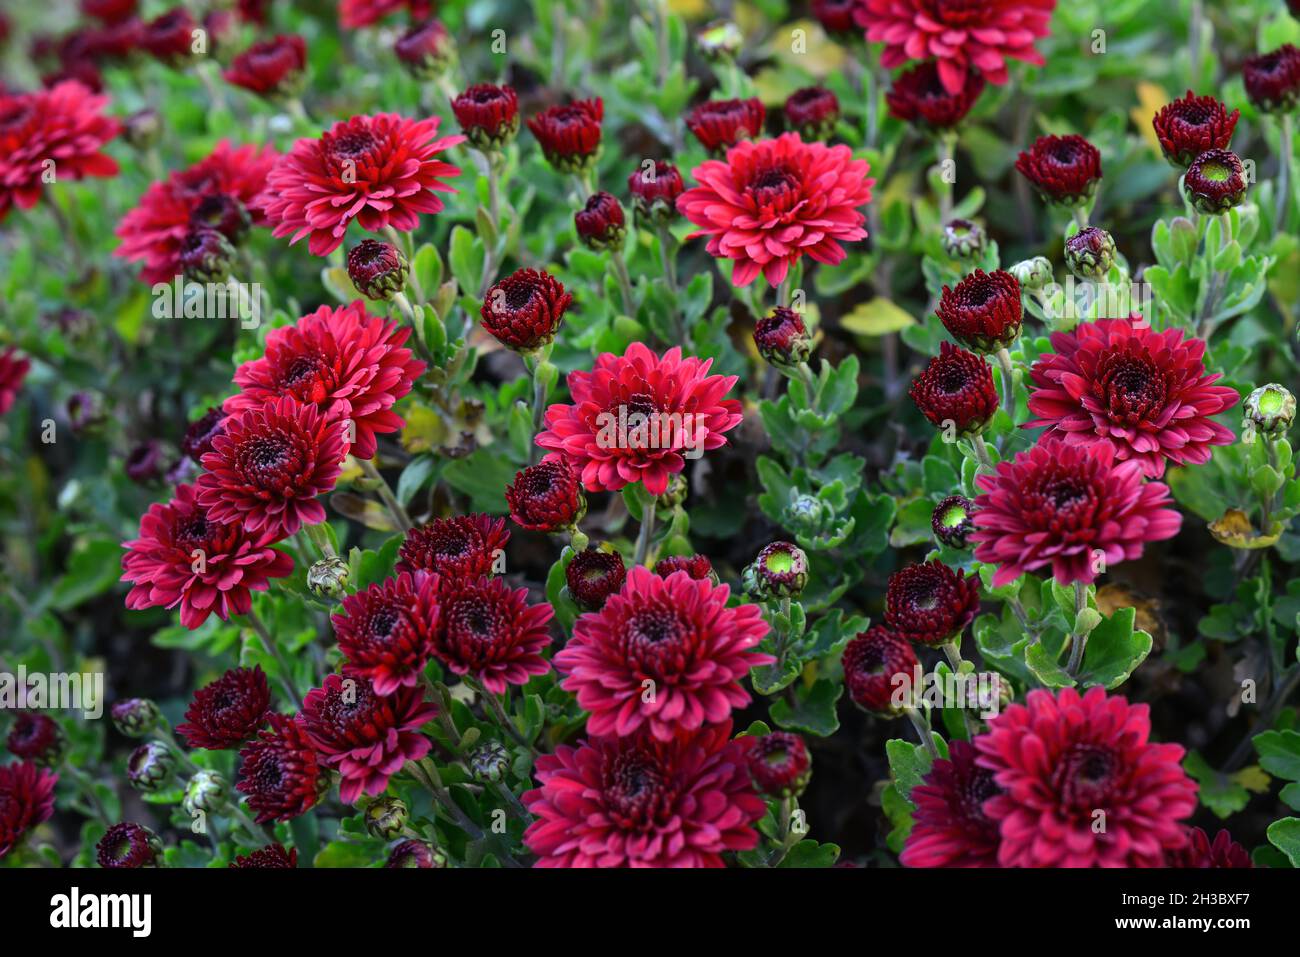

[1208,508,1283,549]
[841,298,916,337]
[1233,765,1272,795]
[1132,81,1170,156]
[400,403,449,454]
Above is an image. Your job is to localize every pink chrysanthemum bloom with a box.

[523,722,766,867]
[339,0,430,29]
[677,132,873,287]
[300,674,438,804]
[535,343,743,496]
[121,483,295,630]
[0,347,31,416]
[257,113,462,256]
[0,81,119,223]
[224,301,426,460]
[856,0,1057,94]
[554,567,772,741]
[334,571,441,696]
[974,687,1197,867]
[0,761,58,860]
[115,141,278,284]
[197,395,348,539]
[970,437,1181,587]
[1025,317,1238,478]
[434,574,554,693]
[900,740,1001,867]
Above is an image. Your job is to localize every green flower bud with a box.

[127,741,178,793]
[941,219,987,261]
[743,541,809,600]
[1064,226,1117,280]
[307,557,350,599]
[365,796,409,841]
[347,240,409,302]
[1009,256,1054,290]
[182,769,229,815]
[111,698,161,738]
[656,474,688,510]
[697,20,743,61]
[469,742,511,784]
[1245,383,1296,438]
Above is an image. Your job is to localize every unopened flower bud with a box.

[657,473,688,510]
[127,741,177,793]
[697,20,743,61]
[932,494,975,549]
[1064,226,1117,279]
[468,742,511,784]
[307,557,350,599]
[745,731,811,798]
[365,796,409,840]
[744,541,809,600]
[347,240,408,302]
[182,769,229,815]
[179,227,236,284]
[574,191,626,251]
[942,219,987,260]
[111,698,161,737]
[1245,383,1296,438]
[754,306,813,370]
[394,19,456,79]
[1009,256,1053,290]
[385,839,446,868]
[123,109,162,151]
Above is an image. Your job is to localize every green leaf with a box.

[448,225,486,298]
[840,297,916,336]
[1267,817,1300,867]
[1077,607,1153,689]
[769,678,842,737]
[1024,643,1075,688]
[1254,729,1300,781]
[778,839,840,868]
[395,455,437,507]
[1184,750,1250,819]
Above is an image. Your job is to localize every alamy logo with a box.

[0,667,103,719]
[50,888,151,937]
[593,404,707,459]
[151,276,262,328]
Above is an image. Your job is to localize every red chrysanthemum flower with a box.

[115,141,277,284]
[300,674,438,804]
[975,686,1197,867]
[932,494,976,549]
[5,713,64,766]
[536,344,743,496]
[678,132,874,287]
[95,822,158,868]
[121,483,295,630]
[339,0,430,29]
[1151,91,1239,167]
[82,0,137,24]
[900,740,1002,867]
[1243,44,1300,113]
[884,561,980,647]
[627,160,685,223]
[1166,826,1252,868]
[565,548,627,610]
[450,83,520,151]
[684,98,765,153]
[230,843,298,868]
[386,839,441,867]
[523,722,766,867]
[1183,148,1248,214]
[885,61,986,130]
[936,268,1023,353]
[236,713,325,823]
[176,666,272,750]
[1015,134,1102,207]
[0,347,31,416]
[140,8,197,64]
[970,438,1182,587]
[555,567,772,741]
[505,459,586,532]
[909,341,999,435]
[857,0,1056,93]
[754,306,813,369]
[784,86,840,140]
[811,0,858,35]
[224,34,307,99]
[574,191,627,250]
[526,98,604,171]
[393,19,454,77]
[335,571,441,696]
[258,113,463,256]
[1025,317,1238,478]
[0,761,57,859]
[433,574,554,693]
[480,267,574,352]
[224,301,425,461]
[654,554,713,580]
[197,395,347,539]
[745,731,811,798]
[396,513,510,577]
[0,81,119,223]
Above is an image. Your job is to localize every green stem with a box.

[941,640,963,671]
[611,251,636,317]
[995,348,1016,424]
[905,707,940,759]
[242,609,301,704]
[970,435,995,475]
[656,223,685,344]
[469,678,534,752]
[936,132,957,222]
[358,457,413,531]
[61,764,111,825]
[1065,581,1089,676]
[632,497,657,567]
[1072,206,1089,230]
[304,521,337,559]
[1223,665,1300,772]
[526,353,550,465]
[1276,113,1293,233]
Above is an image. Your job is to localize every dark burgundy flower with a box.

[347,239,409,301]
[900,739,1001,867]
[224,35,307,99]
[230,843,298,868]
[386,839,442,867]
[197,394,347,539]
[177,226,235,282]
[189,191,252,244]
[5,714,64,766]
[1166,827,1252,868]
[1183,148,1248,214]
[433,574,554,693]
[451,83,520,151]
[124,439,166,483]
[236,714,325,823]
[396,513,510,577]
[43,62,104,94]
[886,62,985,130]
[523,722,766,867]
[654,554,713,580]
[1015,134,1102,207]
[1151,91,1239,167]
[140,8,197,65]
[975,687,1197,867]
[971,437,1182,587]
[82,0,137,24]
[95,822,158,868]
[685,97,765,152]
[936,268,1023,353]
[0,761,57,859]
[527,99,604,172]
[783,85,840,140]
[627,161,684,224]
[180,407,225,462]
[885,560,980,648]
[909,341,999,435]
[811,0,858,34]
[393,18,454,77]
[75,18,143,61]
[1243,44,1300,113]
[846,623,921,714]
[176,666,272,750]
[574,191,627,251]
[334,571,441,695]
[754,306,813,370]
[480,268,573,352]
[565,547,627,610]
[745,731,811,798]
[0,347,30,416]
[300,674,438,804]
[505,459,586,533]
[932,494,975,549]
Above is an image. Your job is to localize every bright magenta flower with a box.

[0,347,31,416]
[433,575,554,693]
[523,723,766,867]
[535,343,742,496]
[900,740,1001,867]
[339,0,430,29]
[555,567,771,741]
[677,132,873,286]
[974,687,1197,867]
[0,761,57,859]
